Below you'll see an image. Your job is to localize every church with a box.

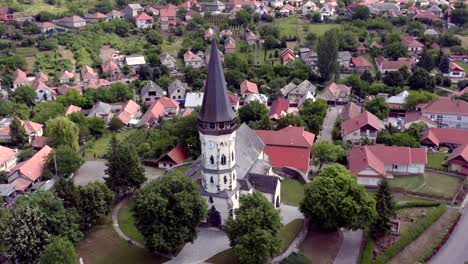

[185,39,281,225]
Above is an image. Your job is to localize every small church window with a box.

[210,176,214,183]
[235,192,238,199]
[210,156,214,165]
[209,196,213,203]
[231,152,234,161]
[221,155,226,165]
[224,176,227,184]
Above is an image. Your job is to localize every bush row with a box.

[418,211,461,263]
[395,200,442,210]
[373,203,447,264]
[359,237,374,264]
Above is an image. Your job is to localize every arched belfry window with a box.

[210,176,214,183]
[221,155,226,165]
[210,155,214,165]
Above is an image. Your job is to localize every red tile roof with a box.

[17,145,52,182]
[240,80,258,94]
[140,101,165,127]
[349,145,427,176]
[352,56,371,68]
[420,97,468,116]
[448,144,468,163]
[10,177,32,192]
[117,99,140,125]
[13,69,28,84]
[255,126,315,148]
[22,120,42,134]
[282,52,295,63]
[421,128,468,146]
[136,12,153,20]
[161,144,187,164]
[101,60,120,72]
[341,111,383,136]
[37,22,55,28]
[81,65,96,80]
[263,145,311,173]
[60,70,74,80]
[414,11,441,20]
[85,12,108,19]
[229,94,239,106]
[157,97,179,108]
[450,62,465,72]
[404,111,437,126]
[160,5,177,17]
[65,105,82,115]
[0,145,15,167]
[268,97,290,120]
[184,50,203,62]
[32,136,48,149]
[320,82,351,101]
[376,56,414,70]
[401,35,424,48]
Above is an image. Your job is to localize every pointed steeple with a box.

[198,37,237,135]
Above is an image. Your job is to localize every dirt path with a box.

[388,208,456,264]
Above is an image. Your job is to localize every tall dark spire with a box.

[198,37,237,135]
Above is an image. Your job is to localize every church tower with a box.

[199,38,239,221]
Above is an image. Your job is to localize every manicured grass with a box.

[457,62,468,73]
[427,153,449,170]
[207,218,305,264]
[281,179,305,207]
[274,16,339,40]
[83,130,137,160]
[389,172,462,198]
[118,199,145,244]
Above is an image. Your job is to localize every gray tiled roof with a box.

[0,184,15,197]
[88,102,112,117]
[168,79,188,96]
[248,173,279,195]
[234,123,266,180]
[141,81,164,97]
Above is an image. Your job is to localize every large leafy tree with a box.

[40,237,77,264]
[310,141,345,171]
[383,41,407,60]
[371,179,395,238]
[15,190,83,243]
[133,171,207,253]
[1,206,50,263]
[225,192,283,264]
[317,30,339,80]
[276,114,305,129]
[13,85,37,106]
[162,112,201,158]
[404,90,438,110]
[45,146,83,177]
[54,178,79,209]
[417,49,435,72]
[56,90,90,107]
[77,182,114,230]
[300,164,377,230]
[238,101,269,126]
[383,71,404,87]
[32,102,65,124]
[299,99,328,134]
[9,116,28,147]
[105,135,146,197]
[408,67,436,91]
[46,116,79,152]
[364,97,390,120]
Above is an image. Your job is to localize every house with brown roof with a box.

[156,144,187,169]
[244,29,261,45]
[135,12,154,29]
[101,60,121,80]
[418,97,468,129]
[65,105,82,116]
[319,82,351,104]
[12,69,31,89]
[448,144,468,175]
[268,98,290,120]
[55,15,86,28]
[449,62,465,79]
[184,50,203,68]
[81,65,98,84]
[85,79,111,90]
[348,145,427,186]
[351,56,372,73]
[341,111,384,144]
[59,70,75,84]
[106,9,125,20]
[420,127,468,148]
[224,37,237,54]
[32,136,48,150]
[37,22,56,34]
[85,12,109,23]
[0,119,44,144]
[341,102,362,121]
[375,56,415,74]
[401,35,424,55]
[414,10,441,22]
[240,80,258,96]
[117,99,141,126]
[7,145,52,193]
[0,145,16,172]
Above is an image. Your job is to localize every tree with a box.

[15,190,83,243]
[45,146,83,177]
[225,192,282,264]
[305,32,317,47]
[364,97,390,120]
[105,135,146,197]
[383,42,407,60]
[56,90,89,107]
[239,101,269,125]
[317,30,339,80]
[133,171,207,253]
[438,55,450,73]
[299,99,328,135]
[2,206,50,263]
[276,114,305,129]
[32,102,65,124]
[234,10,252,26]
[18,149,34,161]
[383,71,404,87]
[450,9,468,26]
[46,116,79,152]
[40,237,77,264]
[54,178,79,209]
[77,182,114,230]
[300,164,377,230]
[406,122,428,139]
[9,116,28,147]
[13,85,36,106]
[310,141,345,171]
[108,115,125,131]
[404,90,438,110]
[417,49,435,71]
[408,67,436,91]
[352,6,370,20]
[145,30,163,45]
[371,179,395,238]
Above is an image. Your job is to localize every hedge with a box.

[359,237,374,264]
[373,203,447,264]
[395,200,442,210]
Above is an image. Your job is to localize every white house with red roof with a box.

[240,80,258,96]
[0,145,16,172]
[420,127,468,147]
[341,111,384,144]
[101,59,121,80]
[156,144,187,169]
[139,101,165,128]
[401,35,424,55]
[81,65,98,84]
[12,69,29,89]
[418,97,468,129]
[7,145,52,193]
[448,144,468,175]
[403,111,437,129]
[351,56,372,73]
[255,126,315,174]
[375,56,415,74]
[60,70,75,84]
[84,12,109,23]
[37,22,56,34]
[0,119,43,144]
[135,12,154,29]
[348,145,427,186]
[117,99,141,126]
[184,50,203,68]
[269,98,290,120]
[55,15,86,28]
[449,62,465,79]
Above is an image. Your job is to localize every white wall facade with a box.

[357,177,381,187]
[343,129,378,144]
[422,112,468,130]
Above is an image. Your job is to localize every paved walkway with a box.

[280,204,304,224]
[318,106,342,142]
[112,198,145,248]
[334,230,363,264]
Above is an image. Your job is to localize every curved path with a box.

[112,198,145,248]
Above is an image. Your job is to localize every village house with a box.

[59,70,74,84]
[375,56,415,74]
[0,183,16,206]
[320,82,352,104]
[240,80,258,96]
[338,51,352,69]
[448,144,468,175]
[106,10,125,20]
[135,12,154,29]
[301,1,318,15]
[351,56,372,73]
[84,12,109,23]
[101,60,121,80]
[159,4,177,31]
[88,101,113,121]
[348,145,427,186]
[168,79,188,100]
[65,105,82,116]
[341,102,362,121]
[117,99,141,126]
[0,145,16,172]
[37,22,56,34]
[341,111,384,144]
[279,4,295,16]
[0,119,43,143]
[418,97,468,129]
[255,126,315,174]
[403,111,437,129]
[385,90,409,110]
[0,6,14,22]
[124,3,144,19]
[300,48,318,68]
[7,146,52,193]
[245,93,268,105]
[320,4,335,21]
[281,80,317,105]
[224,37,237,54]
[81,65,98,84]
[424,28,439,36]
[139,100,165,128]
[34,80,56,102]
[420,127,468,148]
[268,98,290,120]
[185,9,200,21]
[156,144,187,169]
[204,28,214,41]
[55,16,86,28]
[449,62,465,79]
[370,2,400,15]
[160,53,177,72]
[199,1,225,14]
[401,35,424,55]
[12,69,29,89]
[282,48,295,65]
[125,55,146,72]
[86,79,111,90]
[141,81,165,105]
[266,0,284,8]
[184,50,204,68]
[414,10,441,22]
[244,29,261,45]
[57,84,80,96]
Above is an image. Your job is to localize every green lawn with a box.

[3,0,68,16]
[207,218,305,264]
[161,38,183,56]
[389,172,462,198]
[118,199,145,244]
[281,179,306,207]
[274,16,339,41]
[427,153,449,170]
[457,62,468,72]
[83,130,137,160]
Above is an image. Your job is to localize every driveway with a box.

[318,106,342,142]
[334,230,363,264]
[429,205,468,264]
[280,204,304,224]
[74,160,164,186]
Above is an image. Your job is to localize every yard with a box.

[427,152,449,170]
[3,0,68,16]
[82,130,137,160]
[118,199,145,244]
[389,171,463,198]
[273,16,339,43]
[299,225,342,263]
[281,179,306,207]
[457,62,468,72]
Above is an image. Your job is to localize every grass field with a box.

[274,16,339,41]
[281,179,305,207]
[118,199,145,244]
[161,38,183,56]
[3,0,68,16]
[427,153,449,170]
[458,62,468,72]
[389,172,462,198]
[83,130,137,160]
[456,35,468,50]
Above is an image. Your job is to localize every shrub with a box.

[359,237,374,264]
[374,203,446,264]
